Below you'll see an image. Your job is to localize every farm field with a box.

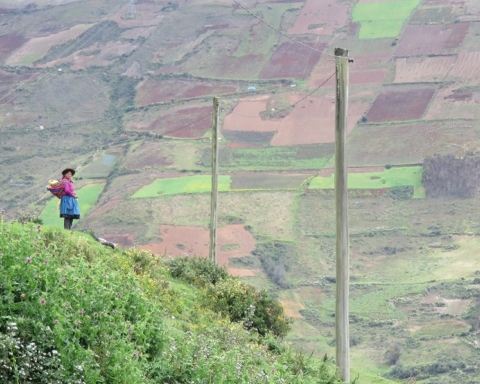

[352,0,421,39]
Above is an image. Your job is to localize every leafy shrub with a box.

[164,256,228,286]
[207,278,291,338]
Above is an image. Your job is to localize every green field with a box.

[131,175,232,198]
[39,183,105,227]
[309,166,424,197]
[217,147,332,171]
[352,0,421,39]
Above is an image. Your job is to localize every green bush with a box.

[0,222,165,383]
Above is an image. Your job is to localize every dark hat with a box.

[62,167,76,176]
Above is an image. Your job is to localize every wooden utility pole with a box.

[209,97,220,263]
[334,47,350,382]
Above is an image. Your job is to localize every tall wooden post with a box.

[209,97,220,263]
[334,47,350,382]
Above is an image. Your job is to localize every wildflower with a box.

[94,312,98,317]
[54,319,59,324]
[133,352,138,357]
[26,257,32,263]
[116,292,121,297]
[62,279,66,284]
[44,260,48,264]
[79,310,85,316]
[20,293,25,300]
[128,328,132,333]
[40,298,46,304]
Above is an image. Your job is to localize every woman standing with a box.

[60,167,80,230]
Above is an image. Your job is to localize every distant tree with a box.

[385,344,401,365]
[423,153,480,198]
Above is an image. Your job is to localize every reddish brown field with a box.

[288,0,349,35]
[395,23,469,56]
[258,41,325,79]
[139,223,257,269]
[449,51,480,79]
[6,24,91,66]
[366,86,436,122]
[223,95,280,132]
[394,56,457,83]
[424,83,480,120]
[135,105,212,138]
[136,79,237,106]
[271,95,370,145]
[0,35,28,62]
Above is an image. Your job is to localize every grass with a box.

[309,166,424,197]
[221,147,331,171]
[39,183,105,227]
[131,175,232,198]
[352,0,421,39]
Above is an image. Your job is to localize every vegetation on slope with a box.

[0,214,344,384]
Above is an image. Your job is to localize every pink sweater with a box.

[61,178,76,197]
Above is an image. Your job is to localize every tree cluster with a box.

[423,153,480,198]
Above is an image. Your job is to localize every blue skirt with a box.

[60,196,80,219]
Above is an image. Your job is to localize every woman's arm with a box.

[63,181,78,198]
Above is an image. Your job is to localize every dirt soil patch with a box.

[424,83,480,120]
[271,95,369,145]
[288,0,349,35]
[366,86,436,122]
[259,40,325,79]
[6,24,92,66]
[132,105,212,138]
[395,23,469,56]
[421,294,471,316]
[102,233,136,248]
[230,173,309,189]
[223,96,280,132]
[279,299,305,318]
[394,56,457,83]
[139,223,257,269]
[347,121,480,166]
[449,51,480,80]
